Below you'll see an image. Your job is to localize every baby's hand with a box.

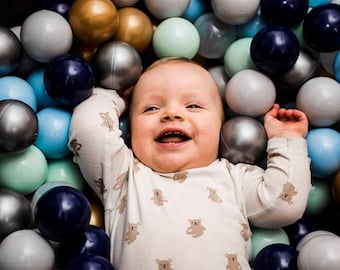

[264,104,309,139]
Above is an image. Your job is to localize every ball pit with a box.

[1,1,340,269]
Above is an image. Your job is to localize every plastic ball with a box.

[260,0,309,27]
[296,77,340,127]
[220,116,267,164]
[144,0,190,20]
[332,170,340,205]
[303,4,340,52]
[250,25,300,75]
[182,0,206,22]
[42,0,75,18]
[0,229,55,270]
[26,68,59,110]
[333,50,340,82]
[208,65,230,99]
[34,185,91,242]
[0,100,38,153]
[93,41,142,91]
[152,17,200,59]
[253,243,298,270]
[194,13,236,59]
[224,37,256,76]
[305,177,331,215]
[236,8,267,38]
[0,26,21,76]
[225,69,276,117]
[20,10,73,63]
[211,0,260,25]
[283,216,319,247]
[46,157,86,191]
[113,7,153,52]
[44,54,94,107]
[66,254,114,270]
[59,225,110,266]
[306,128,340,178]
[297,231,340,269]
[0,76,37,111]
[0,188,32,242]
[273,48,319,96]
[251,227,290,261]
[89,202,105,229]
[34,107,72,159]
[111,0,139,8]
[321,51,337,75]
[68,0,119,45]
[0,145,48,195]
[309,0,332,7]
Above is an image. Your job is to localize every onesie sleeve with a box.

[68,87,132,202]
[236,137,312,228]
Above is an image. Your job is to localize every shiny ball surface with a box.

[0,26,21,75]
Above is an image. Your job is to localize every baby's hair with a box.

[144,56,201,72]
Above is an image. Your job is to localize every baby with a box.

[69,57,311,269]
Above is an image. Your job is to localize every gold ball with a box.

[113,7,153,52]
[332,170,340,205]
[90,202,105,229]
[69,0,119,45]
[71,40,98,62]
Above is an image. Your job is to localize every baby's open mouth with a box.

[156,131,191,144]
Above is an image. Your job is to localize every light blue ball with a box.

[0,76,37,111]
[333,50,340,82]
[236,9,267,38]
[34,107,72,159]
[26,68,59,110]
[309,0,332,8]
[307,128,340,178]
[182,0,206,22]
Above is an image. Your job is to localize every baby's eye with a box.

[143,106,159,112]
[186,104,202,109]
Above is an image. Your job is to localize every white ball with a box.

[211,0,260,25]
[296,77,340,127]
[225,69,276,117]
[144,0,190,20]
[20,10,73,63]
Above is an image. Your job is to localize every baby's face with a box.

[130,61,224,173]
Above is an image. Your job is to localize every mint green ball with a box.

[305,178,331,215]
[251,227,290,261]
[0,145,48,195]
[152,17,200,59]
[46,157,86,191]
[224,37,257,76]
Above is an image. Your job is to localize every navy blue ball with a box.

[59,225,110,267]
[250,26,300,75]
[303,4,340,52]
[67,254,114,270]
[34,186,91,242]
[253,243,298,270]
[44,54,94,108]
[260,0,308,27]
[42,0,75,18]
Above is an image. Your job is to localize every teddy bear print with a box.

[133,158,140,173]
[173,171,188,183]
[240,223,250,241]
[151,189,168,206]
[113,171,128,191]
[69,138,81,157]
[99,112,114,131]
[117,194,127,214]
[94,178,106,195]
[278,182,298,204]
[155,259,173,270]
[125,223,139,244]
[207,187,223,204]
[186,218,206,238]
[225,253,241,270]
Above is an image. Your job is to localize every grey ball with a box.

[0,188,32,242]
[93,41,143,91]
[220,116,267,164]
[0,26,22,76]
[0,99,38,153]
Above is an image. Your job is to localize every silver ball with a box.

[0,100,38,153]
[94,41,143,91]
[0,188,32,242]
[220,116,267,164]
[0,26,22,76]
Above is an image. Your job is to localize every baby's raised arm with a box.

[264,103,309,139]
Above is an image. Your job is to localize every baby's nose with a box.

[161,111,185,121]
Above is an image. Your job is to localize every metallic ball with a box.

[0,26,22,76]
[113,7,154,52]
[0,188,32,242]
[220,116,267,164]
[0,99,38,153]
[94,41,142,91]
[68,0,119,45]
